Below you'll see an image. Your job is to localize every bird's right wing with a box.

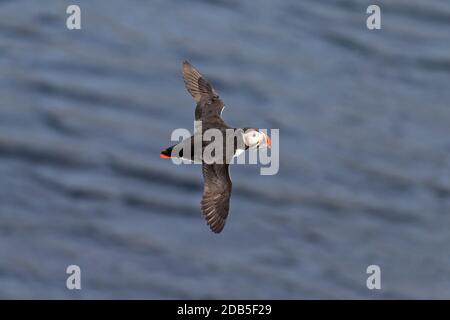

[201,163,232,233]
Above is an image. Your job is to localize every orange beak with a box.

[265,135,271,148]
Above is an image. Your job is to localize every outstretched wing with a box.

[182,61,217,102]
[201,163,232,233]
[182,61,226,125]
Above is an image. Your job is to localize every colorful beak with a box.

[160,152,171,159]
[266,135,271,148]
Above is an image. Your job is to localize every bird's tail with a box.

[160,146,174,159]
[160,136,195,160]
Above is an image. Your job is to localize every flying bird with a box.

[160,61,271,233]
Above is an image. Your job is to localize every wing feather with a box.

[182,61,217,102]
[182,61,225,123]
[201,163,232,233]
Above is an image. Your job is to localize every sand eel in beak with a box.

[160,61,271,233]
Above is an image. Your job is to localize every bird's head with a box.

[243,128,271,149]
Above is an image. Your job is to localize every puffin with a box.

[160,61,271,233]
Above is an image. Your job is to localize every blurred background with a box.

[0,0,449,299]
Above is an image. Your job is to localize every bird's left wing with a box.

[201,163,232,233]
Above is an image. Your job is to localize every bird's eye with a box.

[252,133,256,137]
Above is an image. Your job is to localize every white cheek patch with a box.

[258,134,265,145]
[245,134,258,146]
